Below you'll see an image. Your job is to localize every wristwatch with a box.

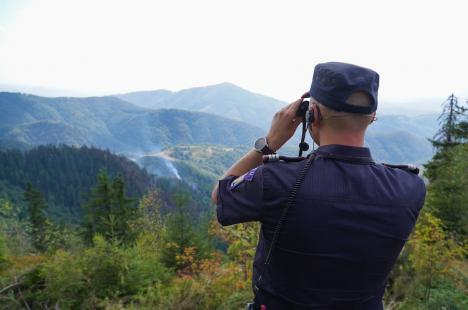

[254,137,275,155]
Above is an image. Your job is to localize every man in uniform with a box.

[211,62,426,309]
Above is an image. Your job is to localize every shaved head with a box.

[311,92,375,132]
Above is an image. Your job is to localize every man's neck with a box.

[318,131,365,147]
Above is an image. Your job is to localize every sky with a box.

[0,0,467,106]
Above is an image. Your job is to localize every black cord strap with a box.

[254,153,316,293]
[298,119,309,157]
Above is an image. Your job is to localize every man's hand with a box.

[212,92,310,205]
[266,98,304,152]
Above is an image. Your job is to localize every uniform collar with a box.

[313,144,372,159]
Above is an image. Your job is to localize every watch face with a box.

[254,137,267,151]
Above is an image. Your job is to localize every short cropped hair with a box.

[313,92,374,132]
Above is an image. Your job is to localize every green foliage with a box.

[211,221,259,283]
[424,278,468,310]
[408,212,465,298]
[40,249,86,307]
[385,211,467,309]
[81,236,138,298]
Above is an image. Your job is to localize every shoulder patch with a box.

[229,167,258,190]
[244,167,258,181]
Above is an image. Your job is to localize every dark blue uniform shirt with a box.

[216,144,426,309]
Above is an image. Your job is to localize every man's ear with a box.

[311,104,321,128]
[370,112,377,124]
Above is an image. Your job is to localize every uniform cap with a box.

[309,62,379,114]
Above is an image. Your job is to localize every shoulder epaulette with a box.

[262,154,306,164]
[382,163,420,174]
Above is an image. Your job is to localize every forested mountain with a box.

[115,82,285,130]
[1,86,438,166]
[0,145,152,221]
[0,92,264,152]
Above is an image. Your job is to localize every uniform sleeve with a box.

[216,166,264,226]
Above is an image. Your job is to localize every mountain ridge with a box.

[0,83,438,164]
[115,82,285,129]
[0,92,264,153]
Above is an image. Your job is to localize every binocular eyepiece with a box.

[296,100,310,117]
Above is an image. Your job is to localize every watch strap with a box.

[260,144,275,155]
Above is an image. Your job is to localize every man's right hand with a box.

[266,98,304,152]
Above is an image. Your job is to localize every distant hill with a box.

[365,114,438,163]
[115,82,284,129]
[0,92,264,153]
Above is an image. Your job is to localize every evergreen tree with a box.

[161,192,200,272]
[24,183,49,252]
[423,94,468,238]
[82,171,137,244]
[132,190,164,250]
[425,94,467,181]
[83,171,112,244]
[425,144,468,238]
[110,174,137,243]
[452,102,468,143]
[430,94,466,149]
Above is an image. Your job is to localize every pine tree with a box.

[24,183,49,252]
[423,94,468,238]
[430,94,466,149]
[452,100,468,143]
[111,174,137,243]
[82,171,137,244]
[426,144,468,238]
[425,94,467,181]
[160,192,200,273]
[83,170,112,244]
